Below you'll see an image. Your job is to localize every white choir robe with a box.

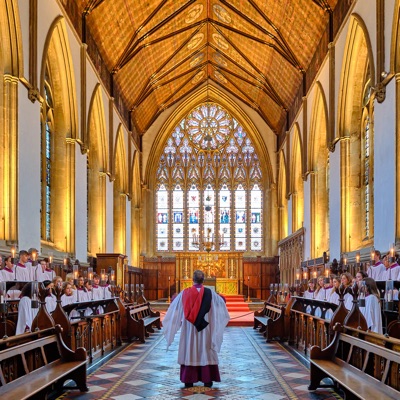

[162,289,230,368]
[42,269,56,282]
[14,264,31,281]
[382,265,400,281]
[61,292,80,320]
[303,290,315,300]
[92,286,103,300]
[344,293,354,311]
[16,296,39,335]
[45,293,57,313]
[327,290,339,305]
[360,295,383,334]
[0,268,15,282]
[367,262,386,281]
[315,288,327,301]
[6,289,21,300]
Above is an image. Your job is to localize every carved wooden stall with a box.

[278,228,304,285]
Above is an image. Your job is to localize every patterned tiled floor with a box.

[59,327,342,399]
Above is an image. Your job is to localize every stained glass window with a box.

[41,77,54,242]
[155,103,263,252]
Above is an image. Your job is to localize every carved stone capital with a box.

[374,81,386,103]
[28,87,40,103]
[80,143,89,154]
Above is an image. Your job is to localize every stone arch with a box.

[309,82,329,258]
[0,0,23,240]
[113,125,127,254]
[290,124,304,232]
[278,151,288,241]
[40,16,78,252]
[390,1,400,239]
[337,14,375,251]
[87,84,108,256]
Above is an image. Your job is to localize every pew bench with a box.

[309,323,400,399]
[0,325,88,399]
[253,302,285,342]
[127,302,161,343]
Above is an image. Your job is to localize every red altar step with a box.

[222,294,253,326]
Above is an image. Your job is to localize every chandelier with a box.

[192,228,224,277]
[192,227,224,252]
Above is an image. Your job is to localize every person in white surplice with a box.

[162,270,230,388]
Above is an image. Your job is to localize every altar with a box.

[176,252,243,295]
[180,278,239,294]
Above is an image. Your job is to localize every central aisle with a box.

[60,327,340,399]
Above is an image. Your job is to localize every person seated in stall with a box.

[91,273,102,300]
[16,282,39,335]
[52,275,63,289]
[327,276,340,305]
[61,282,75,306]
[340,272,354,310]
[303,279,316,299]
[359,277,383,334]
[314,276,326,301]
[75,275,90,302]
[14,250,31,281]
[367,250,386,281]
[355,270,368,287]
[65,273,76,290]
[40,258,55,282]
[382,252,400,281]
[43,280,57,313]
[0,256,16,282]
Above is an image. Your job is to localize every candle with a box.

[168,276,170,281]
[247,276,249,281]
[313,271,317,279]
[296,272,300,280]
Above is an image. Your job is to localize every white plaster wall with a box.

[328,149,341,259]
[386,0,396,72]
[18,88,41,251]
[126,201,131,263]
[303,178,311,259]
[374,79,396,249]
[75,147,87,261]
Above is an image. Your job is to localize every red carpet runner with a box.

[222,294,253,327]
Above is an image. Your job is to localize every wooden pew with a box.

[309,323,400,399]
[126,302,161,343]
[253,302,285,342]
[0,325,88,399]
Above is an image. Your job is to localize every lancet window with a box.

[155,103,263,252]
[41,72,54,242]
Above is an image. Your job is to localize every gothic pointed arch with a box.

[87,84,108,256]
[131,152,141,266]
[0,0,23,240]
[113,125,127,254]
[390,1,400,239]
[278,151,288,241]
[150,101,268,253]
[290,124,304,232]
[309,83,329,258]
[40,16,78,252]
[338,14,375,251]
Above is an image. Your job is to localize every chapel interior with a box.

[1,0,400,399]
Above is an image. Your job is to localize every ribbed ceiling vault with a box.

[77,0,338,135]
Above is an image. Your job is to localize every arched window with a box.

[361,77,373,240]
[155,103,263,252]
[41,69,54,242]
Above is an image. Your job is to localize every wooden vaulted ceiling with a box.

[79,0,338,136]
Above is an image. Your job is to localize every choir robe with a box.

[360,295,383,334]
[382,264,400,281]
[45,293,57,313]
[163,286,230,384]
[42,269,56,282]
[0,267,15,282]
[303,290,315,299]
[14,263,31,281]
[16,296,39,335]
[367,262,386,281]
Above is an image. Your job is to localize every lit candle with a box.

[313,271,317,279]
[49,255,53,264]
[356,253,360,263]
[247,276,249,281]
[325,269,329,278]
[168,276,170,281]
[296,272,300,280]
